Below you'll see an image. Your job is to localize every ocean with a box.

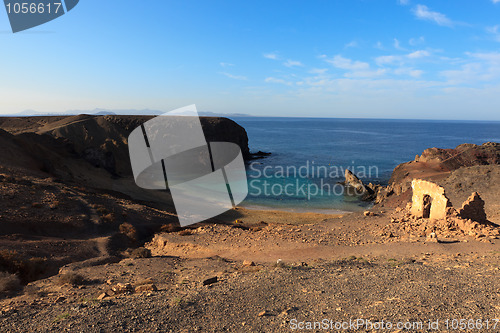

[231,117,500,213]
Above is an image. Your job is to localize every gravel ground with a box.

[1,252,499,332]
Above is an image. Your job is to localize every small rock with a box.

[135,284,157,293]
[54,296,65,303]
[258,310,269,317]
[111,283,133,294]
[242,260,255,267]
[202,277,218,286]
[280,306,298,316]
[97,293,107,300]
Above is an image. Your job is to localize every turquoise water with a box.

[231,117,500,213]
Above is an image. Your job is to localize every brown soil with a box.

[0,117,499,332]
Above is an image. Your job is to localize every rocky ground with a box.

[0,243,499,332]
[0,116,499,331]
[0,201,499,332]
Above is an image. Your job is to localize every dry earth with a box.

[0,116,498,332]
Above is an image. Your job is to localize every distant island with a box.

[0,109,254,118]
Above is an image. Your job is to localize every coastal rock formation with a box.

[0,115,250,178]
[199,117,250,159]
[436,166,500,224]
[248,150,272,160]
[342,169,377,201]
[415,142,500,168]
[378,142,500,203]
[344,169,365,193]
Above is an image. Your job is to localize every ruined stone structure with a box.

[458,192,487,223]
[411,179,488,223]
[411,179,450,220]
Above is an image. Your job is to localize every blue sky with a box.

[2,0,500,120]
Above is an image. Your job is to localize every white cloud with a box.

[469,51,500,63]
[413,4,453,27]
[376,55,402,65]
[284,59,303,67]
[487,25,499,34]
[324,55,389,78]
[374,41,384,50]
[220,62,234,67]
[409,36,425,46]
[486,25,500,42]
[263,53,279,60]
[407,50,431,59]
[309,68,328,74]
[492,0,500,3]
[394,67,423,78]
[344,69,387,78]
[376,50,430,66]
[220,72,247,80]
[440,52,500,84]
[344,41,358,48]
[265,77,292,85]
[409,70,423,78]
[325,55,369,70]
[393,38,406,50]
[440,63,483,83]
[398,0,410,5]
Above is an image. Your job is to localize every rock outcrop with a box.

[0,115,251,178]
[342,169,379,201]
[378,142,500,203]
[415,142,500,168]
[344,169,365,193]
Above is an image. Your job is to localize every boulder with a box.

[342,169,376,201]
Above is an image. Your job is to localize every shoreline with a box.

[239,204,353,215]
[228,206,345,226]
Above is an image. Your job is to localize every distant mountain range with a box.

[0,109,254,118]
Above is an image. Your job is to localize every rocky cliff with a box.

[0,115,250,180]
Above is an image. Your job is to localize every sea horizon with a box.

[235,117,500,213]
